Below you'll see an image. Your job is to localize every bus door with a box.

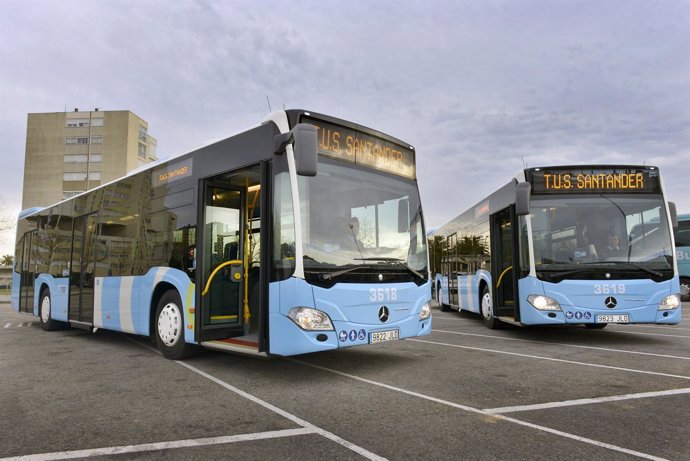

[18,231,36,314]
[199,182,247,341]
[490,207,520,321]
[447,233,459,306]
[69,213,98,325]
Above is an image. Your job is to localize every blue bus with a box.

[432,165,681,329]
[12,110,431,359]
[674,213,690,301]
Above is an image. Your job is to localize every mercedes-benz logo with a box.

[604,296,617,308]
[378,306,389,323]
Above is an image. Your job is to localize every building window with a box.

[91,136,103,144]
[64,154,88,163]
[88,172,101,180]
[91,118,104,127]
[66,119,90,128]
[64,172,87,181]
[139,126,147,142]
[65,137,89,145]
[90,154,102,163]
[138,142,147,158]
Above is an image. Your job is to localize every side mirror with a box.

[515,182,531,216]
[398,199,410,232]
[274,123,318,176]
[669,201,678,228]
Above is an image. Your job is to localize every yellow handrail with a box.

[496,265,513,288]
[201,259,242,296]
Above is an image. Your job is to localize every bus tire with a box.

[480,285,501,329]
[438,286,450,312]
[154,290,196,360]
[39,288,64,331]
[585,323,607,329]
[680,277,690,302]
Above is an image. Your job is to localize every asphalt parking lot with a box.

[1,300,689,461]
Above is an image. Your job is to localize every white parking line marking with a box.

[2,322,32,329]
[7,338,389,461]
[0,429,316,461]
[603,330,690,339]
[291,359,669,461]
[483,387,690,414]
[173,360,387,461]
[432,329,690,360]
[432,314,690,338]
[410,339,690,380]
[611,324,690,332]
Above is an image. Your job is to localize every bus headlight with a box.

[658,294,681,310]
[288,307,334,331]
[420,301,432,320]
[527,294,562,311]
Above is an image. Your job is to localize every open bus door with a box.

[198,165,265,356]
[18,231,36,314]
[490,206,520,323]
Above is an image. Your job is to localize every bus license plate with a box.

[596,314,630,323]
[370,329,399,344]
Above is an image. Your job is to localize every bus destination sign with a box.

[528,167,661,195]
[302,117,415,179]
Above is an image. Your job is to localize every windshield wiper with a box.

[317,265,367,281]
[355,257,427,280]
[616,262,664,278]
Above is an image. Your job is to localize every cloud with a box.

[1,0,688,255]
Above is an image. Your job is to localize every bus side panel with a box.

[94,276,139,334]
[268,278,338,356]
[89,268,195,342]
[136,267,196,343]
[457,270,491,314]
[34,275,69,322]
[435,274,448,305]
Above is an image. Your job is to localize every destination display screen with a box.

[302,116,415,179]
[527,167,661,195]
[152,158,193,187]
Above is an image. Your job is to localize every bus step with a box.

[201,337,266,358]
[497,316,522,326]
[69,320,94,332]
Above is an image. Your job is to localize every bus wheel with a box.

[154,290,195,360]
[438,286,450,312]
[585,323,607,329]
[480,286,500,329]
[680,278,690,302]
[39,288,64,331]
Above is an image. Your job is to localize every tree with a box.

[427,235,447,276]
[1,255,12,266]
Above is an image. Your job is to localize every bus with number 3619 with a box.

[12,110,432,359]
[432,165,682,329]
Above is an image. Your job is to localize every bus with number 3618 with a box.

[12,110,432,359]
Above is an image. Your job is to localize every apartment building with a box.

[21,109,158,209]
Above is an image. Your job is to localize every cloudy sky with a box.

[1,0,689,255]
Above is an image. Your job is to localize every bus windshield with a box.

[298,158,427,285]
[529,195,674,281]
